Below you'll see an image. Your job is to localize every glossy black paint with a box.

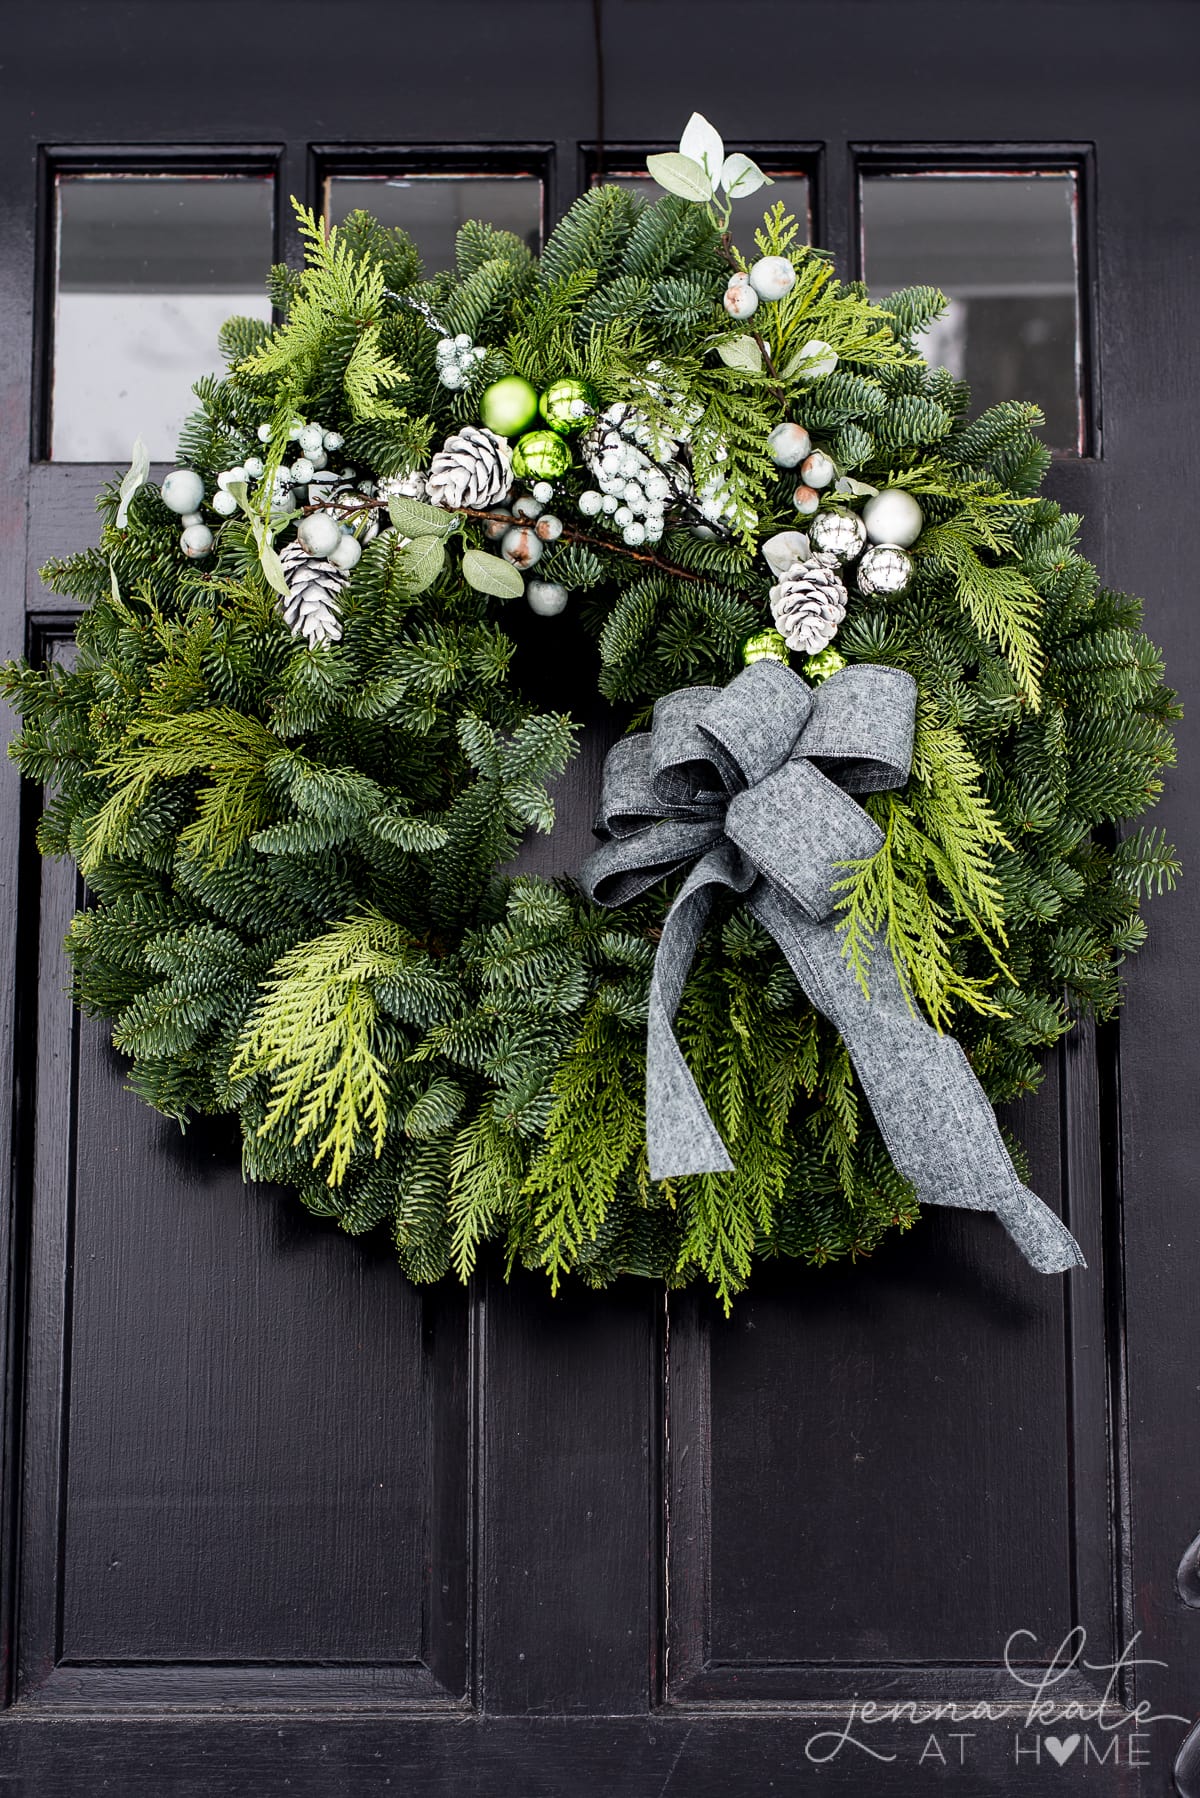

[1,5,1198,1793]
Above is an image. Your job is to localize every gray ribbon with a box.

[580,659,1084,1275]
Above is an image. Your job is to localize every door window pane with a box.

[325,175,543,272]
[860,172,1083,452]
[598,167,812,240]
[52,174,274,463]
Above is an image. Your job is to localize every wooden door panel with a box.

[19,655,473,1707]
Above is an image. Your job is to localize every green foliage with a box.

[1,171,1178,1306]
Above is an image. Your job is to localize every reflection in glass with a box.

[53,174,274,463]
[600,169,812,240]
[860,173,1082,452]
[326,176,543,274]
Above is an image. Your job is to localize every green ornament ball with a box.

[479,376,539,438]
[511,430,573,480]
[741,629,790,667]
[805,647,848,684]
[539,377,597,435]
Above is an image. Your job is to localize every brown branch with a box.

[302,495,714,584]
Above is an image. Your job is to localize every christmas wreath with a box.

[6,114,1178,1306]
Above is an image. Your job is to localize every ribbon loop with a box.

[580,660,1084,1277]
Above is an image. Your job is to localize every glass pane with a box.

[600,168,812,239]
[860,172,1082,452]
[326,175,542,272]
[53,174,274,463]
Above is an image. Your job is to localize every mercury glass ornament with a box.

[805,647,848,684]
[742,628,790,667]
[480,376,540,438]
[766,422,812,468]
[809,509,868,564]
[526,579,569,616]
[511,430,572,481]
[747,256,796,301]
[161,468,205,514]
[539,377,596,435]
[862,487,924,548]
[856,542,914,598]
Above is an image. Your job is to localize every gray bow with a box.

[580,659,1083,1276]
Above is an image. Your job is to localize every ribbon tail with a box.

[644,847,755,1181]
[748,887,1085,1276]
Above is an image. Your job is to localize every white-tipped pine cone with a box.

[769,551,849,655]
[279,541,347,648]
[426,425,512,510]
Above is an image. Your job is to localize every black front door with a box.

[2,5,1198,1793]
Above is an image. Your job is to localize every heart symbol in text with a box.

[1044,1734,1082,1766]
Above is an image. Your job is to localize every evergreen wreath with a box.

[5,115,1179,1307]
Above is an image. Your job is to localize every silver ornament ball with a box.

[862,487,925,549]
[856,542,914,598]
[809,509,868,564]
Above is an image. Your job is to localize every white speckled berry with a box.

[500,525,543,570]
[766,422,812,468]
[723,278,759,320]
[800,450,836,489]
[792,484,821,515]
[161,469,204,514]
[179,523,213,557]
[297,513,342,558]
[328,533,362,572]
[211,490,238,517]
[747,256,796,301]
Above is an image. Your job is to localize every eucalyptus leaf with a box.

[387,494,458,540]
[461,548,525,599]
[399,534,447,595]
[258,540,291,599]
[645,152,713,205]
[115,436,150,529]
[720,153,771,200]
[836,477,880,498]
[716,335,764,373]
[678,112,725,190]
[109,561,122,606]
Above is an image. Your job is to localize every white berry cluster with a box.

[435,334,487,391]
[578,404,679,547]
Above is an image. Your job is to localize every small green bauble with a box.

[479,376,540,438]
[539,377,597,435]
[512,430,573,480]
[741,629,790,667]
[804,647,848,684]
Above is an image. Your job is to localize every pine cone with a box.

[279,541,347,648]
[425,425,512,511]
[769,551,848,655]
